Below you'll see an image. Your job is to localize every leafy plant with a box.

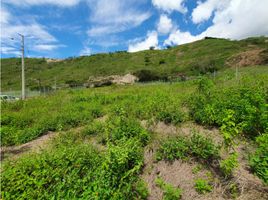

[155,177,182,200]
[194,179,213,194]
[156,133,219,162]
[189,133,220,160]
[220,152,239,178]
[220,110,240,148]
[81,121,104,136]
[156,136,189,161]
[133,179,149,199]
[249,133,268,184]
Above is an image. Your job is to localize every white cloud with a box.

[1,46,21,56]
[87,0,151,37]
[192,0,230,24]
[1,6,63,56]
[0,6,11,24]
[80,46,91,56]
[166,0,268,46]
[34,44,64,51]
[164,29,201,46]
[152,0,187,13]
[128,31,158,52]
[2,0,81,7]
[157,15,173,35]
[200,0,268,39]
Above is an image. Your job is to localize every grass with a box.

[1,81,192,146]
[1,36,267,91]
[155,177,182,200]
[194,179,213,194]
[1,65,268,199]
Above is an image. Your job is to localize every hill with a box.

[1,36,268,91]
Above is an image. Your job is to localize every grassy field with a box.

[1,36,268,91]
[1,66,268,199]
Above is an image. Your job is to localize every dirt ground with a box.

[0,131,58,161]
[141,121,268,200]
[1,119,267,199]
[226,48,267,67]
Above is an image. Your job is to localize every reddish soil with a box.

[227,49,267,67]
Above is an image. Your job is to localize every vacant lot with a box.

[1,66,268,199]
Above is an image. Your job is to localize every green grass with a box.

[1,81,192,146]
[156,133,220,162]
[1,36,267,91]
[155,177,182,200]
[194,179,213,194]
[1,65,268,199]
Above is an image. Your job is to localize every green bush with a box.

[188,77,267,138]
[156,137,189,161]
[1,142,101,199]
[194,179,213,194]
[2,134,146,199]
[249,133,268,184]
[220,152,239,178]
[134,70,168,82]
[155,177,182,200]
[189,134,220,160]
[105,113,150,146]
[133,179,149,200]
[90,138,144,199]
[156,108,185,125]
[81,121,104,136]
[156,133,219,162]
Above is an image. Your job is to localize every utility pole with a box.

[18,33,25,99]
[235,66,238,80]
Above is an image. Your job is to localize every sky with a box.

[1,0,268,58]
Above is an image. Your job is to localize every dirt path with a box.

[0,117,108,161]
[1,131,59,161]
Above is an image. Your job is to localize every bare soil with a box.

[141,121,268,200]
[226,48,267,67]
[0,131,58,161]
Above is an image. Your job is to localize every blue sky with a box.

[1,0,268,58]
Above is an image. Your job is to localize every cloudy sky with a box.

[1,0,268,58]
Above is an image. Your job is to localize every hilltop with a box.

[1,36,267,91]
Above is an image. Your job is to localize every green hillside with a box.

[1,36,267,91]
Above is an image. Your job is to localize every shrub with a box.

[134,70,168,82]
[249,133,268,184]
[220,152,239,178]
[1,142,101,199]
[194,179,213,194]
[155,177,182,200]
[91,138,144,199]
[105,113,150,146]
[156,137,189,161]
[81,121,104,136]
[189,134,220,160]
[156,108,185,125]
[188,77,267,138]
[156,133,219,162]
[133,179,149,199]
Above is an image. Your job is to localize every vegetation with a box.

[250,133,268,184]
[220,153,239,178]
[1,59,268,199]
[155,177,182,200]
[1,36,267,91]
[156,133,220,162]
[194,179,213,194]
[2,126,146,199]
